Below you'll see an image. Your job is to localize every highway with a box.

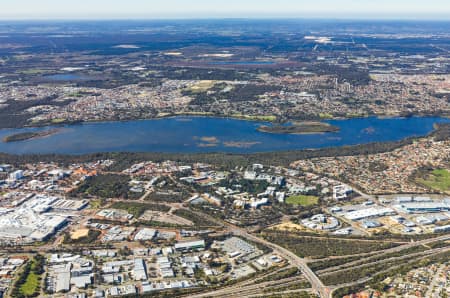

[316,240,450,275]
[319,246,450,285]
[187,207,331,297]
[188,275,311,298]
[188,202,450,298]
[230,225,329,297]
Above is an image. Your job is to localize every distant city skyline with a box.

[0,0,450,20]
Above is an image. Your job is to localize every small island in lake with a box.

[3,129,60,143]
[257,121,340,134]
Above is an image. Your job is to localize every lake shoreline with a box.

[2,128,61,143]
[2,111,450,131]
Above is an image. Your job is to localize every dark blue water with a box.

[209,61,275,65]
[0,116,448,154]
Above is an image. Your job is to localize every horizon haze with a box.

[0,0,450,20]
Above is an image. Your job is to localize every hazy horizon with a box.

[0,0,449,21]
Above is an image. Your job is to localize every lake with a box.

[0,116,448,155]
[43,74,92,81]
[209,61,276,65]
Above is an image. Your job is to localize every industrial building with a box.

[134,228,157,241]
[301,214,339,230]
[8,170,24,181]
[133,259,147,281]
[0,208,68,242]
[361,220,382,229]
[174,240,205,252]
[393,201,450,214]
[434,225,450,233]
[220,237,258,258]
[333,184,353,200]
[344,207,395,221]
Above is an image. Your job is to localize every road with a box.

[186,208,330,297]
[189,276,310,298]
[185,203,446,297]
[188,204,450,298]
[230,224,330,297]
[317,243,450,275]
[317,247,450,276]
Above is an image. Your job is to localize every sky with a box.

[0,0,449,20]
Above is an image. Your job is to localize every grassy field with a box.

[110,201,170,218]
[20,271,39,296]
[286,195,319,206]
[90,199,105,209]
[417,169,450,192]
[319,113,333,119]
[186,80,217,93]
[231,114,277,122]
[50,118,67,124]
[17,257,43,297]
